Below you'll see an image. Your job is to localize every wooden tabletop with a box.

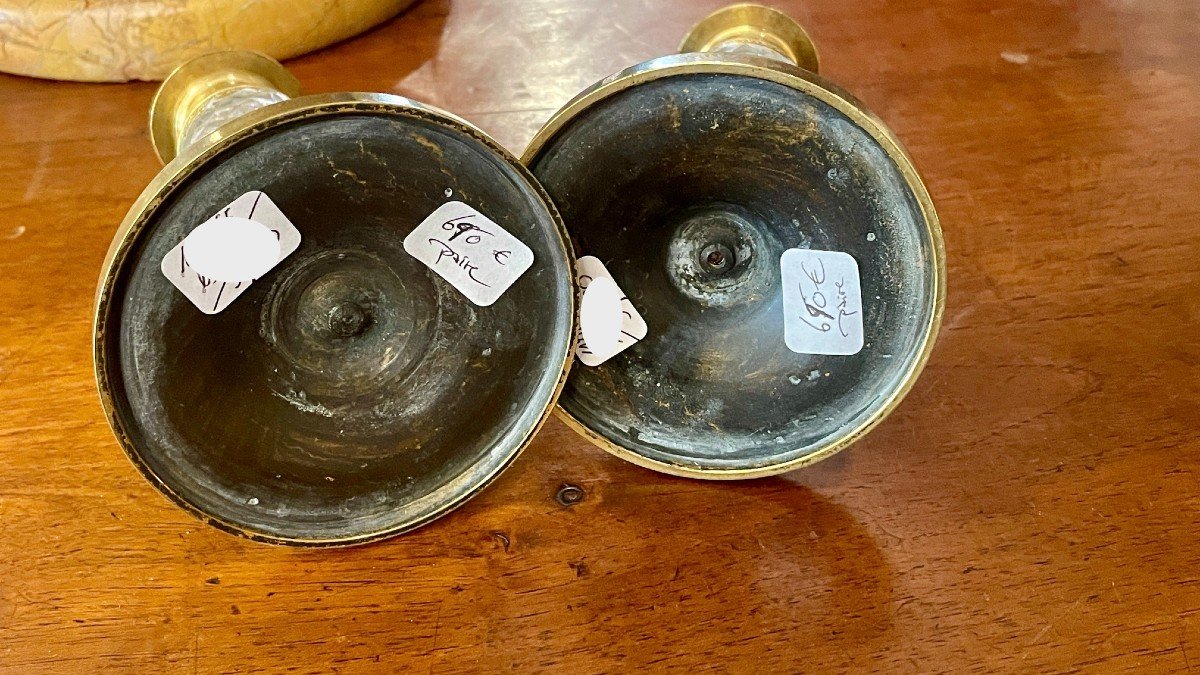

[2,0,1198,671]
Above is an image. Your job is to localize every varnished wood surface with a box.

[2,0,1199,671]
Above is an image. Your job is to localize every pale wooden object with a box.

[0,0,416,82]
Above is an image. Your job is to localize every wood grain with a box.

[2,0,1199,671]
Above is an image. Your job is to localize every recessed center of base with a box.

[700,242,736,274]
[328,301,370,339]
[258,249,428,397]
[665,206,774,308]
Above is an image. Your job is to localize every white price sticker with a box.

[574,256,647,366]
[160,191,301,315]
[781,249,864,355]
[403,201,534,306]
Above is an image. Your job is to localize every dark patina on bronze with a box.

[524,5,946,479]
[95,53,575,545]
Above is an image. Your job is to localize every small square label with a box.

[403,201,534,307]
[781,249,864,355]
[575,256,647,366]
[160,191,301,315]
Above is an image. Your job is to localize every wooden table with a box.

[2,0,1198,671]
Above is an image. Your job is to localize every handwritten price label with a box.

[574,256,647,366]
[160,191,301,314]
[781,249,864,355]
[404,201,534,307]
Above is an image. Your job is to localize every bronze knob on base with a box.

[525,4,945,478]
[94,52,575,545]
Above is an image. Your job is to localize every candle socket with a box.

[149,51,301,164]
[679,3,820,72]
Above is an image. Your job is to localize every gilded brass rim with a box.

[524,52,946,480]
[97,92,576,545]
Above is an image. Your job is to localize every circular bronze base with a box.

[97,95,574,544]
[526,55,943,478]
